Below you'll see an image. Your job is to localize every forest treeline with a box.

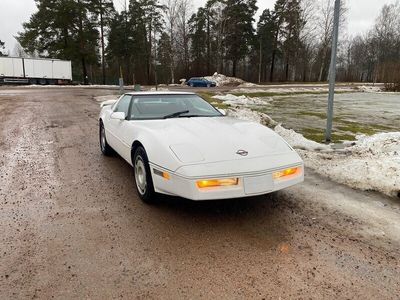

[11,0,400,85]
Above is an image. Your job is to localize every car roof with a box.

[125,91,196,96]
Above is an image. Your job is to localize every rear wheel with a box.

[190,82,194,87]
[99,121,113,156]
[133,146,156,203]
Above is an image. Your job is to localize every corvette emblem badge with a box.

[236,150,248,156]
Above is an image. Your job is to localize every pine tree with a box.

[257,9,278,82]
[223,0,257,77]
[17,0,99,84]
[281,0,305,81]
[188,8,207,74]
[107,11,135,83]
[92,0,115,84]
[204,0,226,74]
[269,0,287,82]
[107,0,164,85]
[157,32,173,82]
[130,0,164,84]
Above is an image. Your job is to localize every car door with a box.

[106,95,132,160]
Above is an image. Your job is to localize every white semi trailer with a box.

[0,57,72,85]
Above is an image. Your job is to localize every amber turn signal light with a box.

[196,178,239,189]
[273,167,302,180]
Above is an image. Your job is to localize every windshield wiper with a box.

[163,110,190,119]
[179,114,204,118]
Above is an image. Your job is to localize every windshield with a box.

[128,94,222,120]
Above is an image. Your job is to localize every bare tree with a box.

[315,0,347,81]
[12,42,27,58]
[176,0,192,75]
[299,0,318,81]
[163,0,179,83]
[372,1,400,82]
[208,0,227,74]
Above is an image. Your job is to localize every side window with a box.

[114,95,132,115]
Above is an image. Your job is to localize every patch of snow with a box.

[231,87,357,94]
[358,85,382,93]
[227,107,278,127]
[204,72,245,87]
[94,95,119,102]
[100,99,118,107]
[302,133,400,198]
[237,82,261,88]
[285,130,400,198]
[149,87,170,91]
[274,125,332,152]
[212,94,271,105]
[352,132,400,155]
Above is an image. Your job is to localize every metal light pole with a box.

[154,27,158,91]
[325,0,341,142]
[119,65,124,95]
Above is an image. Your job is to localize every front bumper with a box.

[150,163,304,201]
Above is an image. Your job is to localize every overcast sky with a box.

[0,0,395,53]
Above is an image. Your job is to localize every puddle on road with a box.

[254,92,400,142]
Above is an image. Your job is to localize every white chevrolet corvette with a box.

[99,91,304,202]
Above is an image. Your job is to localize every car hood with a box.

[133,117,294,165]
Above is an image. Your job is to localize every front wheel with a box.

[99,122,113,156]
[133,146,156,203]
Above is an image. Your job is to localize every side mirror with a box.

[110,111,126,120]
[218,108,226,116]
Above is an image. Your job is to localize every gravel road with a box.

[0,88,399,299]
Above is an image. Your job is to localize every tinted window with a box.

[114,95,131,114]
[128,94,222,120]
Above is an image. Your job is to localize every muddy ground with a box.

[0,87,399,299]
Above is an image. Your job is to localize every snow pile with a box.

[212,94,270,105]
[204,72,245,87]
[227,107,278,127]
[149,87,170,91]
[301,132,400,198]
[274,125,331,152]
[352,132,400,154]
[358,85,382,93]
[237,82,261,88]
[231,86,357,94]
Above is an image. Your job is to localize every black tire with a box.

[207,83,211,88]
[190,83,194,87]
[133,146,156,203]
[99,121,113,156]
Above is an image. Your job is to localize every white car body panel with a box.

[100,92,304,200]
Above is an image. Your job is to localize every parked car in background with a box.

[186,77,216,88]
